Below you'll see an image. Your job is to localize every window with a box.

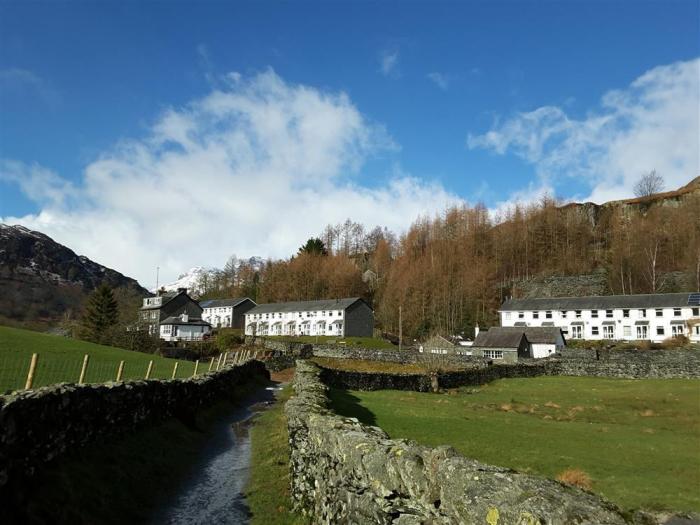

[571,325,583,339]
[505,312,511,320]
[603,326,615,339]
[561,310,567,318]
[655,308,663,317]
[483,350,504,360]
[533,311,539,319]
[575,310,582,318]
[518,312,525,319]
[693,308,699,316]
[638,309,646,318]
[606,309,613,318]
[591,310,598,318]
[673,308,681,317]
[623,309,630,318]
[656,326,665,336]
[672,325,684,337]
[695,326,700,336]
[637,325,649,339]
[591,326,599,336]
[623,326,631,337]
[545,311,552,319]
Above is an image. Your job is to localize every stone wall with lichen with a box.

[0,360,269,498]
[286,360,629,524]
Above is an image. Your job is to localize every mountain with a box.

[0,224,148,326]
[157,257,267,297]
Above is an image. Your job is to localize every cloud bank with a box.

[468,58,700,203]
[1,69,460,286]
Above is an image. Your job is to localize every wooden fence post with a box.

[208,357,215,371]
[223,352,228,367]
[145,360,154,379]
[216,353,223,371]
[78,354,90,384]
[116,360,125,381]
[193,360,199,377]
[171,362,179,380]
[24,353,38,390]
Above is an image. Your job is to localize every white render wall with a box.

[500,306,700,343]
[159,323,211,342]
[245,308,345,337]
[202,306,233,328]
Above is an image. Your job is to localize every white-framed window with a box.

[656,326,665,336]
[592,310,599,318]
[673,308,681,317]
[603,326,615,339]
[571,325,583,339]
[695,326,700,336]
[637,325,649,339]
[575,310,582,319]
[533,311,539,319]
[591,326,599,336]
[484,350,504,360]
[623,309,630,318]
[672,325,684,337]
[561,310,568,318]
[693,308,700,316]
[655,308,663,317]
[623,326,631,337]
[505,312,511,320]
[606,309,613,318]
[545,311,552,319]
[518,312,525,319]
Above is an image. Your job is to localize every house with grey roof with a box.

[200,297,256,329]
[244,297,373,338]
[472,326,566,361]
[159,313,212,342]
[471,328,530,363]
[140,288,204,337]
[499,292,700,343]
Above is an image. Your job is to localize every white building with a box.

[500,292,700,343]
[159,313,212,342]
[244,297,374,338]
[200,297,256,329]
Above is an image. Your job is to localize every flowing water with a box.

[153,385,282,525]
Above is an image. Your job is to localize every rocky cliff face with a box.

[0,224,148,323]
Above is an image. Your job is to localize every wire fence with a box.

[0,349,262,395]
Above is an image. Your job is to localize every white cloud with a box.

[468,58,700,203]
[0,160,75,206]
[1,69,461,287]
[427,72,449,91]
[0,68,60,107]
[379,49,399,77]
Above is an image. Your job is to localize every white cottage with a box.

[244,297,374,338]
[200,297,256,329]
[499,292,700,343]
[159,313,212,342]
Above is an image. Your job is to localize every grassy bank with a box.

[312,356,467,374]
[330,376,700,513]
[269,335,395,349]
[0,326,203,392]
[247,385,307,525]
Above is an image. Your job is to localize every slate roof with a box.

[140,291,181,310]
[246,297,367,315]
[199,297,253,309]
[475,326,563,346]
[500,293,695,311]
[473,329,528,349]
[160,316,211,326]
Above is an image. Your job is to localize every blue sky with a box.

[1,1,699,285]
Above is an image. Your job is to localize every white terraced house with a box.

[499,292,700,343]
[244,297,374,338]
[200,297,256,329]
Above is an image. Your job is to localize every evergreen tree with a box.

[298,237,328,256]
[82,284,119,343]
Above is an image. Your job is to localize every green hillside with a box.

[0,326,204,393]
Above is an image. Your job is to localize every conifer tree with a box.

[82,284,119,343]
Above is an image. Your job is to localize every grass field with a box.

[246,385,307,525]
[330,376,700,513]
[312,356,466,374]
[0,326,206,393]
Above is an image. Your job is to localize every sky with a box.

[1,0,699,287]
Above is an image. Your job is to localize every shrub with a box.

[216,329,244,352]
[660,335,690,349]
[556,469,592,490]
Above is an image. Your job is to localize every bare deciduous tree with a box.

[633,170,664,197]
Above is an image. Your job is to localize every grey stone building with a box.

[139,288,203,335]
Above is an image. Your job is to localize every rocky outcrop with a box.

[286,361,629,524]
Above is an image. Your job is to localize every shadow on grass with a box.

[328,388,377,427]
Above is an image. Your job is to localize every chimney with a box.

[181,313,189,323]
[474,324,480,338]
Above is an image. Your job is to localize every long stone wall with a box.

[286,361,629,524]
[0,360,269,497]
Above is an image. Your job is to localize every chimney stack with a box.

[181,313,189,323]
[474,324,480,338]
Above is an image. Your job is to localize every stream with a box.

[152,385,282,525]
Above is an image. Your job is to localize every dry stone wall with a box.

[0,360,269,496]
[287,361,629,524]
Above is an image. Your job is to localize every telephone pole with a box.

[399,305,402,352]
